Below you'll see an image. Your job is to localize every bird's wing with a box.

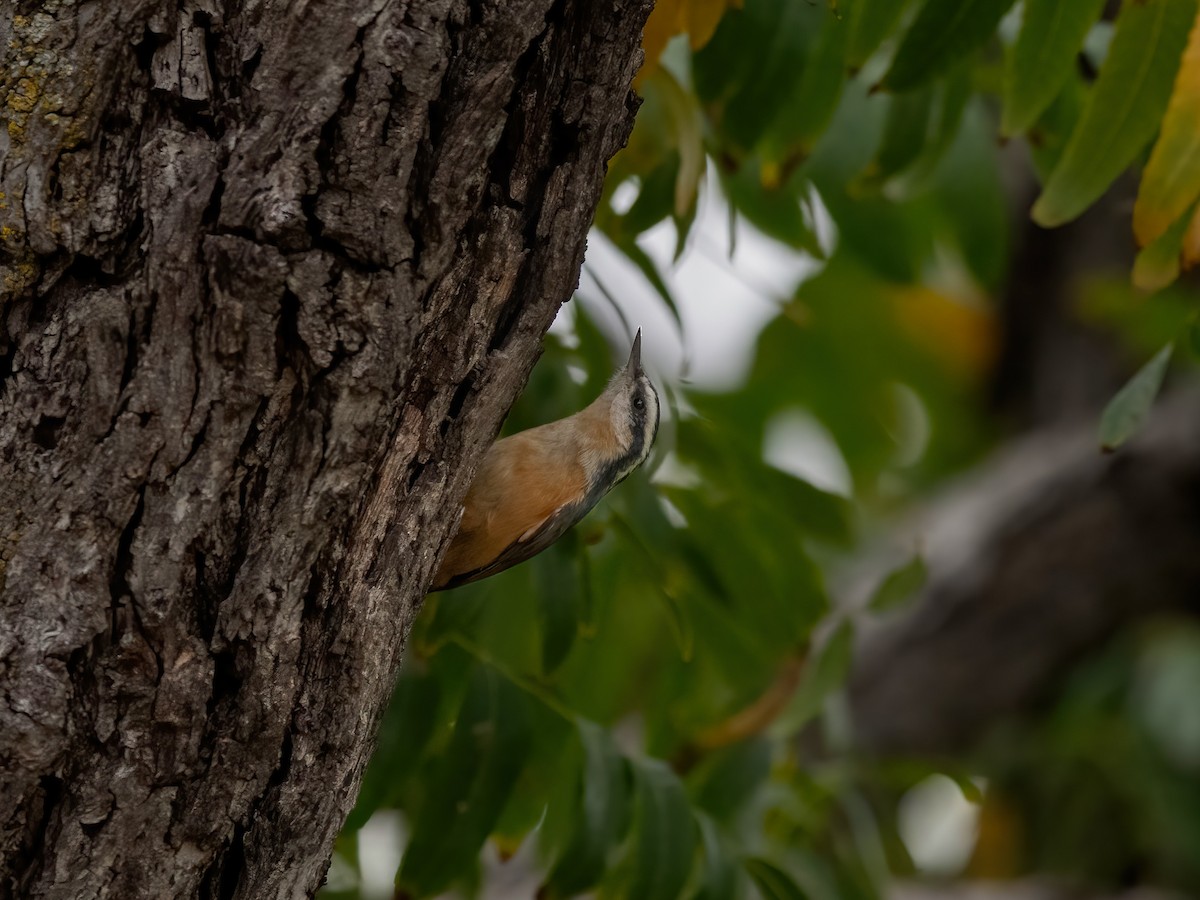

[436,497,586,590]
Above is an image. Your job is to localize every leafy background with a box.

[322,1,1200,897]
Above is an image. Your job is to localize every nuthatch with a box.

[432,331,659,590]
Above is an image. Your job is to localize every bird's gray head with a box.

[602,330,660,482]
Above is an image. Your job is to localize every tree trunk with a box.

[0,0,651,896]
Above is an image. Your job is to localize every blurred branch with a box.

[847,387,1200,756]
[668,655,806,772]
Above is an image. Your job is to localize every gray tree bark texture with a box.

[0,0,652,896]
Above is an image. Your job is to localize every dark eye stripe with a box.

[632,381,658,458]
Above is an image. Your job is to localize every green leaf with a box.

[1189,319,1200,358]
[657,67,706,222]
[721,163,825,257]
[743,857,810,900]
[693,0,828,153]
[397,665,531,898]
[1033,0,1199,227]
[772,620,855,735]
[654,487,826,660]
[814,620,855,695]
[543,722,632,898]
[1098,343,1174,452]
[628,65,706,261]
[881,0,1018,92]
[762,9,850,163]
[929,100,1010,288]
[762,469,855,547]
[847,0,913,69]
[852,70,976,209]
[944,770,986,805]
[689,738,773,823]
[858,88,935,188]
[1075,272,1199,354]
[658,578,696,663]
[536,533,583,675]
[868,553,928,613]
[619,759,699,900]
[690,815,739,900]
[622,155,681,236]
[428,577,493,645]
[804,85,935,281]
[605,56,705,250]
[492,698,574,858]
[1002,0,1107,136]
[1027,70,1087,183]
[890,64,972,195]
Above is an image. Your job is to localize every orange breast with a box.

[433,426,586,588]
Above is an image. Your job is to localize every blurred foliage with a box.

[970,620,1200,893]
[324,1,1200,898]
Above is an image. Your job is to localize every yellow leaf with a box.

[685,0,741,50]
[890,285,997,378]
[641,0,684,77]
[640,0,740,77]
[1134,9,1200,246]
[1183,202,1200,269]
[760,160,782,190]
[967,790,1023,879]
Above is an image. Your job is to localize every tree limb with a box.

[847,388,1200,757]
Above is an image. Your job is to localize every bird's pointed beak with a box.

[625,329,643,375]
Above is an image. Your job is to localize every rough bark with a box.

[0,0,651,896]
[845,388,1200,757]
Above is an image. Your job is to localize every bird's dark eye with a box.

[633,397,645,410]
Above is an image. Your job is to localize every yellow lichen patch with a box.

[0,232,36,293]
[4,14,69,146]
[57,114,88,150]
[8,77,39,112]
[3,262,38,296]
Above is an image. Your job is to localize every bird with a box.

[431,330,660,591]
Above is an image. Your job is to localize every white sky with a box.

[564,172,856,495]
[568,170,822,392]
